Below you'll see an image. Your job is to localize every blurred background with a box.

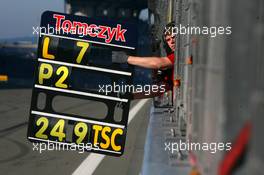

[0,0,63,88]
[0,0,264,175]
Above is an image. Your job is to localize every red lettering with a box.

[73,21,88,35]
[98,26,107,39]
[88,24,98,37]
[61,20,72,33]
[105,27,116,43]
[115,24,127,42]
[53,14,65,31]
[52,15,127,43]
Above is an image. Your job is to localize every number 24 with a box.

[35,117,66,142]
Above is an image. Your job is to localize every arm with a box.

[127,56,173,69]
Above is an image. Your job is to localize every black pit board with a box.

[27,11,137,156]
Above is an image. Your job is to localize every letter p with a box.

[39,63,53,85]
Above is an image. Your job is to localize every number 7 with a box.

[76,41,90,64]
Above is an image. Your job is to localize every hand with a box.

[112,51,128,63]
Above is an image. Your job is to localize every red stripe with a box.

[218,121,252,175]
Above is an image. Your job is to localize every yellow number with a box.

[55,66,69,88]
[50,119,66,142]
[42,37,55,59]
[39,63,53,84]
[76,42,89,63]
[74,122,88,144]
[35,117,49,139]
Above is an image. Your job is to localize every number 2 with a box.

[55,66,69,88]
[35,117,49,139]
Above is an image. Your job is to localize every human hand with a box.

[112,51,128,63]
